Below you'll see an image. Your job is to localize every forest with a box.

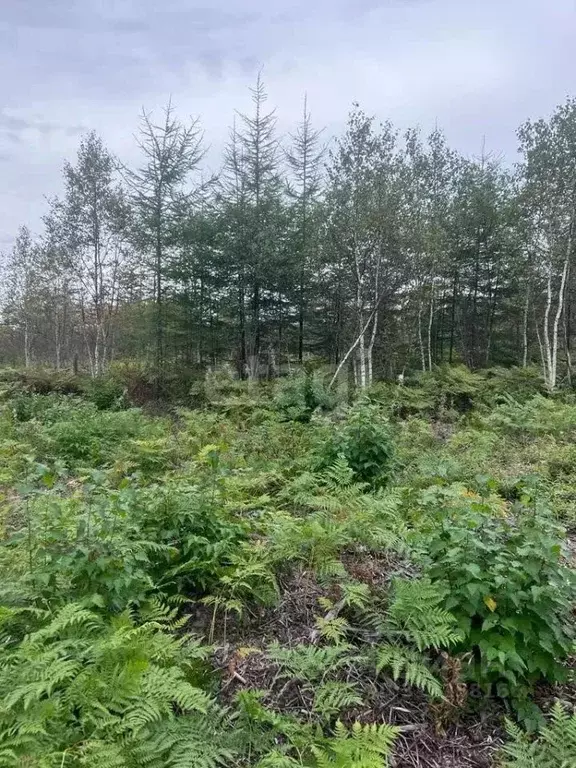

[2,82,576,392]
[2,85,576,768]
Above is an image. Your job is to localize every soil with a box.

[186,558,509,767]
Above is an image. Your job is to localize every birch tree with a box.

[518,99,576,389]
[50,132,130,375]
[2,227,39,367]
[325,107,401,387]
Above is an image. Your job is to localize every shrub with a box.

[134,479,245,596]
[479,366,545,405]
[273,370,337,423]
[83,375,128,410]
[368,365,482,420]
[15,368,83,396]
[318,403,394,488]
[419,492,575,704]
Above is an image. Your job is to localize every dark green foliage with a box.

[273,370,336,423]
[420,491,575,701]
[480,366,545,404]
[10,369,83,396]
[319,403,394,488]
[82,375,128,410]
[418,364,484,414]
[501,702,576,767]
[368,365,484,420]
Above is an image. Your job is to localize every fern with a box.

[376,644,443,699]
[0,603,232,767]
[340,581,371,610]
[385,578,462,651]
[321,456,360,491]
[256,751,304,767]
[268,643,361,684]
[312,720,399,768]
[313,681,363,720]
[501,702,576,767]
[314,615,350,645]
[233,689,313,762]
[273,460,405,573]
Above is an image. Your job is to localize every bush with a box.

[479,366,545,405]
[273,370,337,422]
[419,490,575,704]
[15,368,83,396]
[318,402,394,488]
[368,365,483,420]
[83,375,128,410]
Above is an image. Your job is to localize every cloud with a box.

[0,109,85,143]
[0,0,575,245]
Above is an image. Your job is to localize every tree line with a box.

[2,78,576,391]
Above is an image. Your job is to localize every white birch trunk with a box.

[417,300,426,372]
[522,282,530,368]
[542,268,553,389]
[357,327,367,388]
[427,287,434,372]
[366,311,378,386]
[23,316,30,369]
[550,253,570,389]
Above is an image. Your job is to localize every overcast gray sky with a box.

[0,0,574,248]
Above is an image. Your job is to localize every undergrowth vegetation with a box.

[1,365,576,766]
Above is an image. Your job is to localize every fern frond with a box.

[340,581,371,610]
[256,750,303,767]
[386,579,461,650]
[313,681,363,720]
[312,720,399,767]
[501,702,576,767]
[268,643,358,683]
[376,644,443,699]
[314,616,350,645]
[316,558,348,582]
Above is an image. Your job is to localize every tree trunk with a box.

[543,269,554,389]
[427,287,434,372]
[449,270,458,364]
[248,280,261,380]
[329,299,383,390]
[23,315,31,369]
[366,311,378,386]
[357,327,367,388]
[155,218,164,395]
[417,300,426,372]
[238,282,247,379]
[551,253,571,389]
[522,282,530,367]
